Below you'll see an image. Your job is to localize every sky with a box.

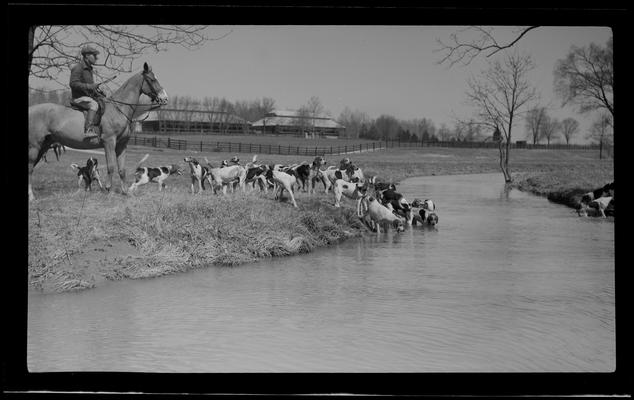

[30,25,612,144]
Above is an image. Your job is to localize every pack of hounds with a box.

[69,154,439,234]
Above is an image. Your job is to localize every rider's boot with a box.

[84,110,99,138]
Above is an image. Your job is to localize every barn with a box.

[135,108,252,135]
[251,110,345,137]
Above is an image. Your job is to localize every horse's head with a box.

[141,62,168,105]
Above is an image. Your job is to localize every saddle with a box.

[69,97,106,127]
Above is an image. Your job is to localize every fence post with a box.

[200,141,203,152]
[330,146,332,155]
[167,137,171,148]
[345,145,347,153]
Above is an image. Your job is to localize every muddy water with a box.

[28,173,615,372]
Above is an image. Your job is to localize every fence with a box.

[130,134,603,156]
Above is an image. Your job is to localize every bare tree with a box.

[540,115,560,145]
[465,51,538,182]
[437,123,452,141]
[525,106,547,144]
[28,25,225,87]
[338,107,371,139]
[587,113,613,159]
[436,26,539,67]
[303,96,326,138]
[560,117,580,145]
[554,36,613,119]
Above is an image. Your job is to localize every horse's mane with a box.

[110,70,144,100]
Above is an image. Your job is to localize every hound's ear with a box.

[143,62,150,73]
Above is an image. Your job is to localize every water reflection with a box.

[28,174,615,372]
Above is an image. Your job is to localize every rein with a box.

[100,73,160,125]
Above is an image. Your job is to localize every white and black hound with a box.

[70,157,104,191]
[129,154,182,193]
[184,156,212,194]
[333,179,369,216]
[410,198,439,226]
[579,181,614,217]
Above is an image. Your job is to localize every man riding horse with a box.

[69,45,105,138]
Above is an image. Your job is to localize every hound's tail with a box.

[135,154,149,170]
[70,163,80,172]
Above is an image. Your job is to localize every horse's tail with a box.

[135,154,149,170]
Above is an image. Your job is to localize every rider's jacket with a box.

[69,59,97,99]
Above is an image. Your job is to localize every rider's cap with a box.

[81,46,100,56]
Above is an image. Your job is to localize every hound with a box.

[265,167,298,208]
[579,196,613,218]
[579,182,614,217]
[70,157,104,191]
[409,199,439,226]
[333,179,368,217]
[306,156,328,194]
[380,189,411,219]
[361,196,405,234]
[244,164,270,192]
[367,177,397,201]
[183,156,212,194]
[205,157,247,194]
[129,154,182,193]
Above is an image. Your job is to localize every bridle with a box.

[100,72,164,125]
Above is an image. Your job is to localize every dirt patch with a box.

[30,238,143,293]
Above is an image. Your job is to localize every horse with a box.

[28,62,168,202]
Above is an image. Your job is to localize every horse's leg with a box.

[115,138,129,195]
[102,138,117,193]
[28,144,48,202]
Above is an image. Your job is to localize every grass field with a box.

[28,143,613,293]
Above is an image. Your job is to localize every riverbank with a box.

[509,164,614,210]
[28,191,367,293]
[28,146,613,293]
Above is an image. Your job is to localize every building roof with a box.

[252,109,344,129]
[138,109,250,125]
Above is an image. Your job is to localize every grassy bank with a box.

[29,145,613,293]
[509,163,614,209]
[29,190,366,293]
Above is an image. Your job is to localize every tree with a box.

[540,115,560,146]
[554,36,613,119]
[436,26,539,67]
[587,113,613,159]
[337,107,371,139]
[525,106,547,145]
[28,25,219,87]
[437,123,452,141]
[560,117,580,145]
[374,115,400,142]
[301,96,325,138]
[465,51,538,182]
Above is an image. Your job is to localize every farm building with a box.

[134,108,252,135]
[251,110,345,137]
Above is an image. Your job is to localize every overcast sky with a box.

[30,25,612,144]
